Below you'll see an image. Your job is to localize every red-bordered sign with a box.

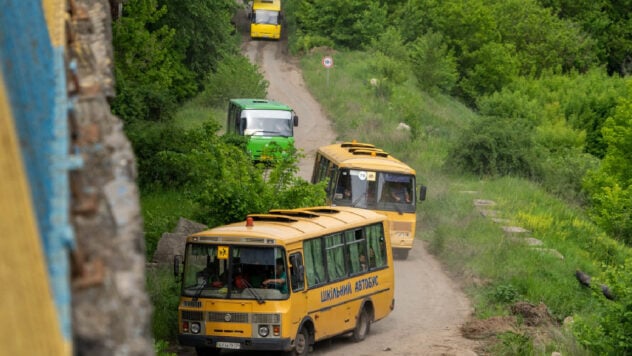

[322,56,334,68]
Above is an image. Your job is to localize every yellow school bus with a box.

[249,0,282,40]
[311,141,427,260]
[175,206,394,356]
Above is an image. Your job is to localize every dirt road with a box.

[241,38,336,181]
[233,19,482,356]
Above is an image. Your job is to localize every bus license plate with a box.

[216,342,240,350]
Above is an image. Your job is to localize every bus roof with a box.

[317,142,416,175]
[252,0,281,11]
[229,98,292,111]
[189,206,386,245]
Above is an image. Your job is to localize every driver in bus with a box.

[390,182,411,203]
[262,259,288,293]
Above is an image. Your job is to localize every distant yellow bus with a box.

[175,206,394,356]
[249,0,282,40]
[311,141,426,260]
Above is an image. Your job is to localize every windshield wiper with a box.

[244,280,265,304]
[192,280,207,301]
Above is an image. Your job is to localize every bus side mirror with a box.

[293,115,299,127]
[419,185,427,202]
[174,255,182,279]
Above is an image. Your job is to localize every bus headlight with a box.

[258,325,270,337]
[190,322,201,334]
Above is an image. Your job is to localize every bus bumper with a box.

[178,334,292,351]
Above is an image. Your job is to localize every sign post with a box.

[322,55,334,87]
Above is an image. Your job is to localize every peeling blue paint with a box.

[0,0,80,342]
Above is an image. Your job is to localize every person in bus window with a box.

[262,259,288,293]
[359,254,368,271]
[390,182,411,203]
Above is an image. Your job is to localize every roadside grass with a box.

[298,50,632,353]
[141,188,198,260]
[173,98,225,131]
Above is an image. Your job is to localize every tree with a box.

[156,0,239,89]
[112,0,195,122]
[584,81,632,243]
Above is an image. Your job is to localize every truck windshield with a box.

[332,169,416,213]
[182,244,288,301]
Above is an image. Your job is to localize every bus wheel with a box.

[282,328,309,356]
[195,346,221,356]
[288,327,310,356]
[352,308,371,342]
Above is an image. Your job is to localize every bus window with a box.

[289,252,305,292]
[304,238,325,286]
[325,233,346,281]
[367,224,387,269]
[345,229,367,274]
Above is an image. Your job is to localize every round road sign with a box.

[322,56,334,68]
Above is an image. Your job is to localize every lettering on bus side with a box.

[320,276,379,302]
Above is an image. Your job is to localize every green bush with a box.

[200,54,268,107]
[445,116,537,178]
[408,31,458,94]
[147,267,180,342]
[573,258,632,354]
[193,146,327,226]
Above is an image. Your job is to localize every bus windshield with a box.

[254,10,279,25]
[242,110,293,137]
[332,169,416,213]
[181,244,288,301]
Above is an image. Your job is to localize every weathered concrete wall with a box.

[68,0,153,354]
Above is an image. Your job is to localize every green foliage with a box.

[199,54,268,107]
[477,69,627,181]
[536,0,632,76]
[193,146,327,226]
[141,189,197,259]
[154,339,176,356]
[458,41,519,101]
[491,284,521,304]
[445,116,537,178]
[408,31,458,94]
[112,0,195,122]
[147,267,180,342]
[584,82,632,243]
[293,0,388,49]
[489,0,598,76]
[156,0,239,89]
[492,332,534,356]
[291,31,335,54]
[573,258,632,354]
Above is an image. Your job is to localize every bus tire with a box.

[195,346,221,356]
[286,326,310,356]
[352,308,371,342]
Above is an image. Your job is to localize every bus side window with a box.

[304,238,324,287]
[367,224,387,268]
[289,253,305,292]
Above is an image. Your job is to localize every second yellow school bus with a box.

[175,206,394,356]
[249,0,282,40]
[311,141,427,260]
